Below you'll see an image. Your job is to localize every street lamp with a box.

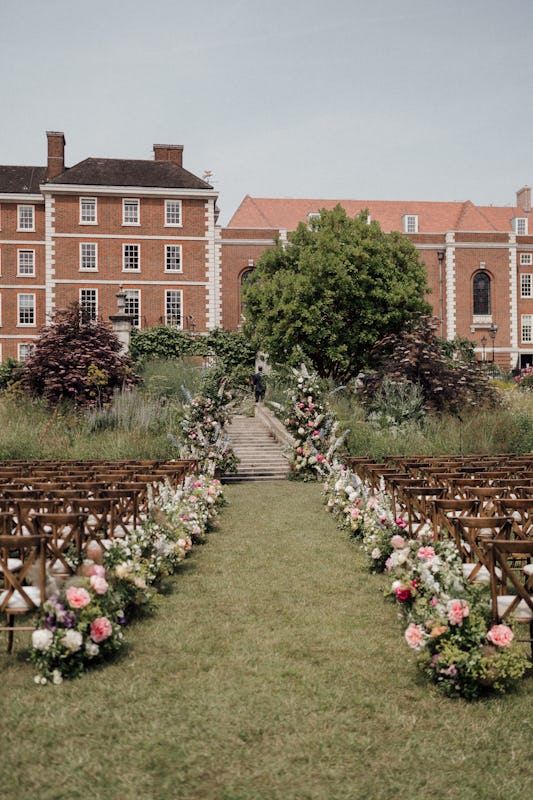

[480,335,487,362]
[437,250,445,338]
[489,323,498,375]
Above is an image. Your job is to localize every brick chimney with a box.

[516,185,531,213]
[46,131,66,180]
[153,144,183,166]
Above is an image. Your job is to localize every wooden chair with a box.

[30,513,87,578]
[0,533,47,652]
[451,516,513,584]
[431,498,479,542]
[487,538,533,657]
[496,498,533,540]
[401,486,447,535]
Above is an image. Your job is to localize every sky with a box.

[1,0,532,224]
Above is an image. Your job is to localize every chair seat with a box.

[0,558,23,573]
[0,585,42,610]
[523,564,533,576]
[462,563,502,583]
[496,595,533,621]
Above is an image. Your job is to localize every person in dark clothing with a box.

[252,366,266,403]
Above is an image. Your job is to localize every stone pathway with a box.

[223,410,289,481]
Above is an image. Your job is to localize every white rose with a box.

[63,629,83,652]
[371,548,382,560]
[85,641,100,657]
[52,669,63,685]
[32,629,54,651]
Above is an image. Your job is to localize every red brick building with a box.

[221,192,533,369]
[0,132,219,360]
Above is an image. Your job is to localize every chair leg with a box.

[7,615,14,654]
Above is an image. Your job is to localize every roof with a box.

[46,158,212,190]
[227,195,530,234]
[0,165,47,194]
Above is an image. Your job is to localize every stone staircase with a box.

[223,411,289,482]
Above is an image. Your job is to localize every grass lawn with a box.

[1,481,532,800]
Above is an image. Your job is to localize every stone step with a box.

[224,412,289,482]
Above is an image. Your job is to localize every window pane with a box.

[80,198,96,223]
[522,315,533,343]
[18,205,34,230]
[165,290,181,326]
[123,200,139,224]
[80,289,97,321]
[18,250,35,275]
[123,244,140,270]
[165,245,182,271]
[18,294,35,324]
[124,289,140,327]
[473,272,491,314]
[521,274,532,298]
[165,200,181,225]
[80,243,97,270]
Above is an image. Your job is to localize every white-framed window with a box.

[165,289,182,327]
[165,199,182,226]
[18,293,35,326]
[80,288,98,321]
[18,342,35,361]
[522,314,533,343]
[123,243,140,271]
[17,204,35,231]
[403,214,418,233]
[520,253,532,265]
[123,199,140,225]
[165,244,182,272]
[521,274,533,298]
[124,289,141,327]
[80,197,97,224]
[80,242,98,271]
[514,217,528,235]
[17,249,35,276]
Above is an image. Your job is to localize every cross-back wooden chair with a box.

[401,486,447,536]
[0,533,47,652]
[71,497,120,550]
[15,498,61,535]
[100,489,139,535]
[451,515,513,584]
[431,498,479,542]
[463,486,502,516]
[496,498,533,540]
[486,538,533,657]
[30,512,87,578]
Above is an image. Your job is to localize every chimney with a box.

[46,131,66,180]
[516,185,531,213]
[153,144,183,166]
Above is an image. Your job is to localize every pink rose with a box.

[487,624,514,647]
[65,586,91,609]
[395,518,407,529]
[90,575,109,595]
[447,599,469,626]
[316,454,324,462]
[417,546,436,562]
[391,534,406,549]
[86,563,106,578]
[404,623,425,650]
[395,585,412,603]
[90,617,113,643]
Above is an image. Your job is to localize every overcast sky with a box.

[1,0,532,223]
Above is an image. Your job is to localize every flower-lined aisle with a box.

[30,473,224,684]
[323,464,529,699]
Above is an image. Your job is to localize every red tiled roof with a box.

[227,195,530,234]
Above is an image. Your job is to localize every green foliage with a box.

[242,205,431,381]
[130,325,203,361]
[0,357,23,391]
[19,302,139,408]
[366,376,425,428]
[358,316,499,416]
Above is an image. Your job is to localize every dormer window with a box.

[403,214,418,234]
[514,217,528,235]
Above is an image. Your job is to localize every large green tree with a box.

[242,205,431,380]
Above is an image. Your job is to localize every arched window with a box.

[240,269,254,317]
[473,272,491,315]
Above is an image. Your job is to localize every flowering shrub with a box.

[284,368,347,480]
[514,365,533,391]
[29,471,225,684]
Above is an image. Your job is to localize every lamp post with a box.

[437,249,445,338]
[489,323,498,375]
[480,335,487,362]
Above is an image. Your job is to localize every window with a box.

[18,342,35,361]
[80,288,98,321]
[521,274,533,298]
[473,272,491,315]
[165,290,182,327]
[165,244,182,272]
[80,242,98,271]
[124,289,141,327]
[123,244,140,271]
[520,253,532,265]
[165,200,182,226]
[18,294,35,326]
[17,205,35,231]
[514,217,528,235]
[522,314,533,343]
[403,214,418,234]
[0,293,2,326]
[80,197,97,224]
[123,199,140,225]
[17,249,35,276]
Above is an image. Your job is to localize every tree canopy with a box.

[242,205,431,381]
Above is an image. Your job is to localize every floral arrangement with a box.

[283,367,347,480]
[176,379,238,475]
[29,471,224,684]
[323,462,530,699]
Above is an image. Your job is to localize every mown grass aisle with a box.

[2,482,531,800]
